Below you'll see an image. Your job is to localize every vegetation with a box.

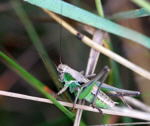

[0,0,150,125]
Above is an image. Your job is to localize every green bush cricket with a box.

[57,64,140,110]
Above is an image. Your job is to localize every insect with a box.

[57,64,140,110]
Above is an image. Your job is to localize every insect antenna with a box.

[59,53,63,65]
[58,0,63,66]
[54,62,58,70]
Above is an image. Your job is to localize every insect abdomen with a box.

[84,93,110,109]
[92,86,117,108]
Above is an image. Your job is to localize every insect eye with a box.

[57,67,64,73]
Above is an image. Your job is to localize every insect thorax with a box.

[60,72,80,93]
[58,64,87,83]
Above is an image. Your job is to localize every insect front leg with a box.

[73,87,84,109]
[85,73,96,79]
[95,106,103,114]
[57,86,68,96]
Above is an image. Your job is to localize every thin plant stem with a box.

[1,90,150,121]
[110,8,150,20]
[94,121,150,126]
[132,0,150,12]
[95,0,122,88]
[95,0,104,17]
[124,96,150,113]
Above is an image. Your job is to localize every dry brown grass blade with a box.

[1,90,150,121]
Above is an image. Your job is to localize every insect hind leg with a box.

[85,73,96,79]
[91,104,103,114]
[57,86,68,96]
[96,107,103,114]
[91,66,110,107]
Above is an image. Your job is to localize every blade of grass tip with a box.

[11,1,60,91]
[110,8,150,20]
[131,0,150,12]
[0,51,73,119]
[24,0,150,49]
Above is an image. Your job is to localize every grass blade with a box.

[110,8,150,20]
[95,0,104,17]
[0,51,87,125]
[0,51,75,120]
[24,0,150,49]
[11,0,61,90]
[95,0,122,87]
[132,0,150,12]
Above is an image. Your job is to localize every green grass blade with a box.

[95,0,104,17]
[0,51,75,120]
[132,0,150,12]
[24,0,150,49]
[0,52,87,126]
[110,8,150,20]
[11,1,61,90]
[94,1,122,88]
[95,1,124,123]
